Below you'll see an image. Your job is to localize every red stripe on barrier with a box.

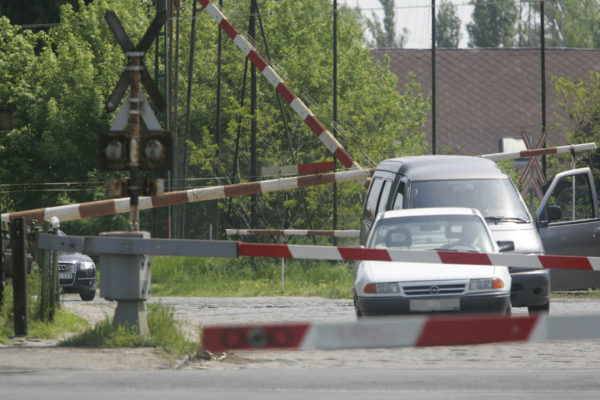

[297,173,335,188]
[438,251,492,265]
[275,82,296,104]
[416,314,540,347]
[198,0,210,7]
[152,191,190,208]
[224,182,262,198]
[304,115,326,137]
[238,242,294,258]
[338,247,392,262]
[203,323,310,352]
[539,255,594,271]
[334,147,355,169]
[297,161,335,174]
[79,199,116,220]
[248,50,267,72]
[219,19,238,40]
[520,148,558,158]
[8,209,45,225]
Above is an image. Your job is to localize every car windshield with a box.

[410,179,530,222]
[368,214,494,253]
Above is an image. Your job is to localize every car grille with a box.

[401,281,467,296]
[58,262,76,285]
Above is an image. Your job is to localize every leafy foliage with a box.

[0,0,429,238]
[436,0,462,48]
[467,0,518,48]
[552,71,600,182]
[364,0,407,48]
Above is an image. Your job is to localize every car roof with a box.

[375,155,506,181]
[377,207,482,220]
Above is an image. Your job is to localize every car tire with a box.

[353,293,362,317]
[80,289,96,301]
[528,302,549,314]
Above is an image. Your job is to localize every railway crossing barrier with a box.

[37,233,600,336]
[202,312,600,352]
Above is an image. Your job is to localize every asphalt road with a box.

[2,296,600,399]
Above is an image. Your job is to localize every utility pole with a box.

[333,0,338,246]
[250,0,258,228]
[128,53,142,230]
[431,0,436,155]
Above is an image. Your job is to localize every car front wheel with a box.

[528,302,549,314]
[353,293,362,317]
[80,289,96,301]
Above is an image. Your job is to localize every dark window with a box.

[364,178,383,219]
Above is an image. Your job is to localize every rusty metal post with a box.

[38,223,50,321]
[49,227,60,321]
[128,53,142,231]
[11,217,27,336]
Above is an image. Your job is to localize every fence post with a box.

[11,217,27,335]
[49,227,59,322]
[280,233,285,294]
[38,223,50,321]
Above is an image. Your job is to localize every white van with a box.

[360,155,549,313]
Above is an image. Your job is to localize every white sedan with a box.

[353,207,511,316]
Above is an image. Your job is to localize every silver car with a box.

[354,207,511,316]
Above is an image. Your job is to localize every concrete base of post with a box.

[114,300,149,337]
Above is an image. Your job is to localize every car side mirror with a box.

[547,205,562,222]
[497,240,515,252]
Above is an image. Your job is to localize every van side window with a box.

[545,173,594,222]
[376,181,392,215]
[364,178,383,219]
[392,182,405,210]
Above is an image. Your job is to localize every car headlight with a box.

[364,282,400,294]
[79,261,95,270]
[469,278,504,290]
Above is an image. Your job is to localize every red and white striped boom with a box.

[2,169,372,225]
[197,0,360,170]
[481,142,596,162]
[202,313,600,351]
[226,229,359,238]
[262,161,335,177]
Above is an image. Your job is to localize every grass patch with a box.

[150,256,354,298]
[60,302,198,358]
[551,289,600,299]
[0,276,90,344]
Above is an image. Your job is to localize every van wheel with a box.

[80,289,95,301]
[353,293,362,317]
[528,302,549,314]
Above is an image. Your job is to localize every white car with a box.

[353,207,511,316]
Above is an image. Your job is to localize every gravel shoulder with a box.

[3,296,600,372]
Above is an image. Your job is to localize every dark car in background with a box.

[57,231,96,301]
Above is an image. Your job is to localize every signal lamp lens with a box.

[105,140,124,161]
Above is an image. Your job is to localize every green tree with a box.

[467,0,518,47]
[546,0,600,48]
[0,0,84,26]
[0,0,430,237]
[436,0,462,48]
[365,0,407,48]
[553,72,600,178]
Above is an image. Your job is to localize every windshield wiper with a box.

[485,216,529,224]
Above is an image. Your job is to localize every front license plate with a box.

[59,272,73,280]
[409,298,460,312]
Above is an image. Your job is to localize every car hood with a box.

[59,252,92,263]
[487,223,545,254]
[360,260,500,282]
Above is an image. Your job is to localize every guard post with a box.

[98,231,151,336]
